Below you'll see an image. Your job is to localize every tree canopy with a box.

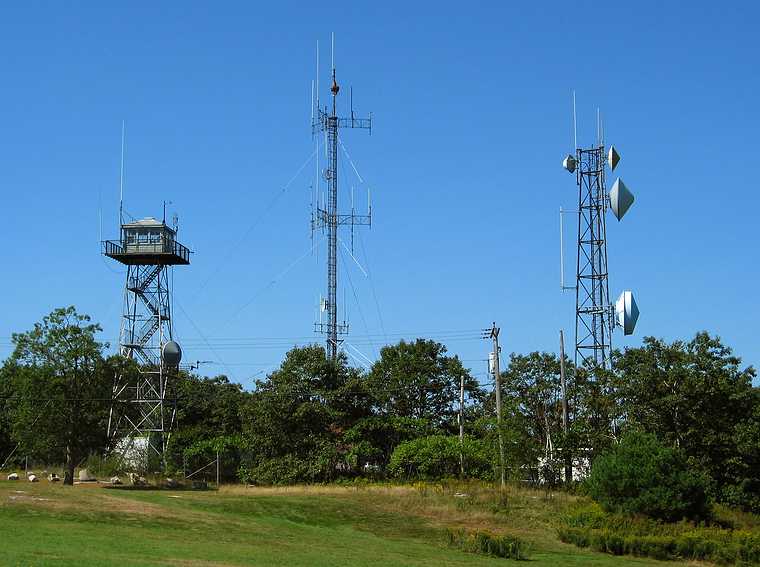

[1,309,758,515]
[368,339,481,425]
[2,307,113,484]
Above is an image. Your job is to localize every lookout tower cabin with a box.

[103,217,190,265]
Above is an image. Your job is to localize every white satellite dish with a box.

[609,178,634,221]
[562,154,576,173]
[615,291,639,335]
[608,146,620,171]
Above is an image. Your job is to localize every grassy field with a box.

[0,478,689,566]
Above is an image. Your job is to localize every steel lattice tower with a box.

[103,217,189,462]
[573,145,613,369]
[312,66,371,362]
[561,110,639,462]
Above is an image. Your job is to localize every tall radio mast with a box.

[311,35,372,362]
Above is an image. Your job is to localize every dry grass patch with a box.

[1,481,208,524]
[221,482,579,551]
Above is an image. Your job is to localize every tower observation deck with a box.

[103,217,190,266]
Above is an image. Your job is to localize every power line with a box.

[339,244,376,359]
[0,328,484,342]
[188,143,323,303]
[358,230,387,346]
[175,300,235,380]
[218,237,324,330]
[0,379,497,403]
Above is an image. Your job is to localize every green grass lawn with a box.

[0,480,681,566]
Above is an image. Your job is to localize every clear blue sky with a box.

[0,2,757,388]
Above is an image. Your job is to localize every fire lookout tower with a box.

[102,215,189,462]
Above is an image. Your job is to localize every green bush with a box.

[84,452,125,477]
[388,435,491,480]
[586,431,711,522]
[238,455,312,485]
[559,525,760,564]
[447,529,529,560]
[558,504,760,565]
[238,442,342,485]
[722,480,760,515]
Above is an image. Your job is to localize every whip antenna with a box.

[119,120,125,226]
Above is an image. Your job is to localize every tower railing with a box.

[102,238,190,264]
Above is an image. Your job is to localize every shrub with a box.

[238,455,312,485]
[558,505,760,565]
[84,452,125,477]
[447,529,529,560]
[388,435,491,480]
[722,480,760,515]
[237,438,344,485]
[586,431,711,522]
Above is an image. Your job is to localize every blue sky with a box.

[0,2,757,387]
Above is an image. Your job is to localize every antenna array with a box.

[562,110,640,370]
[310,36,373,362]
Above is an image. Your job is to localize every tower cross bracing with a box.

[573,146,613,369]
[311,67,371,362]
[103,217,189,461]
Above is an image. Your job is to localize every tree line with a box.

[0,307,758,513]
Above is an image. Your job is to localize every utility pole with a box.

[458,371,465,477]
[484,323,505,489]
[559,329,572,483]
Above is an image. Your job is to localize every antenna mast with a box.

[311,35,372,362]
[575,142,612,368]
[119,120,125,226]
[561,108,640,371]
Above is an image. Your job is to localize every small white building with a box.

[536,453,590,484]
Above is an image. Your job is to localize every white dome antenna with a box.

[609,178,635,221]
[615,291,639,335]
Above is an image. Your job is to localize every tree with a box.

[167,373,248,480]
[5,307,112,484]
[368,339,481,428]
[239,345,367,484]
[616,333,756,498]
[587,430,711,522]
[497,352,566,480]
[388,435,492,480]
[570,364,624,465]
[343,415,434,471]
[723,389,760,512]
[484,351,605,483]
[0,368,15,466]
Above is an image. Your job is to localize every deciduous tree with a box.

[6,307,112,484]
